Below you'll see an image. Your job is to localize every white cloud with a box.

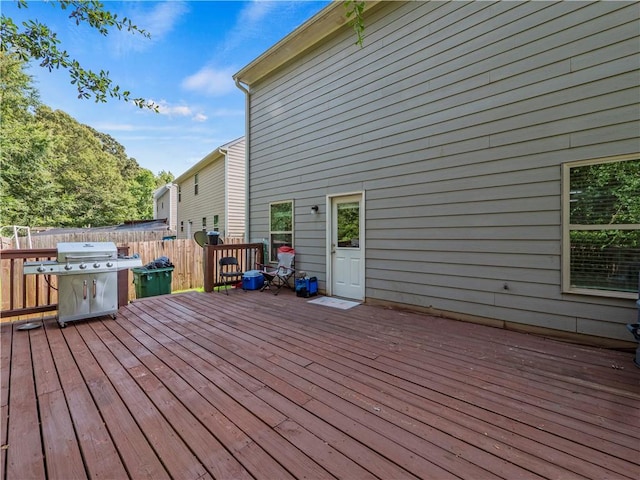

[143,1,189,40]
[240,1,275,25]
[193,113,208,122]
[151,100,190,117]
[219,1,279,55]
[181,66,237,96]
[104,99,206,122]
[167,105,193,117]
[111,1,190,55]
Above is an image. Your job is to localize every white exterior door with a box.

[330,193,364,300]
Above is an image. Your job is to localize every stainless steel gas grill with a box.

[24,242,142,327]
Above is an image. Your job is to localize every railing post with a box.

[117,246,130,307]
[256,243,264,266]
[203,245,215,292]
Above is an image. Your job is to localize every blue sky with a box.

[3,0,330,177]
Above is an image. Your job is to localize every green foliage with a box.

[0,0,156,110]
[344,0,366,47]
[337,202,359,245]
[156,170,175,188]
[130,169,156,219]
[0,53,156,228]
[0,53,56,225]
[570,160,640,226]
[569,159,640,292]
[270,202,292,232]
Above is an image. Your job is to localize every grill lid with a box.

[57,242,117,263]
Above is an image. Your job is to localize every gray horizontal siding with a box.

[247,0,640,340]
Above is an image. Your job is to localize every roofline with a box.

[174,136,245,184]
[233,1,382,86]
[153,183,176,201]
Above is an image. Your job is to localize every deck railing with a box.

[203,243,264,292]
[1,248,58,318]
[1,247,130,320]
[1,243,266,318]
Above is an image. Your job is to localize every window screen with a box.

[565,157,640,295]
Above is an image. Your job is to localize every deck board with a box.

[182,296,630,479]
[2,290,639,480]
[43,321,131,480]
[30,326,87,480]
[1,323,12,480]
[5,323,43,480]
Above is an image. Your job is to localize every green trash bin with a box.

[132,267,174,298]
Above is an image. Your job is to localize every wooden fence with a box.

[126,239,203,292]
[1,230,177,250]
[1,238,266,321]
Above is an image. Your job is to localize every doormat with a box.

[307,296,360,310]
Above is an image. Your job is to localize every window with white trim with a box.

[269,201,293,262]
[563,155,639,298]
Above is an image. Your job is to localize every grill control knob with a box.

[64,263,72,271]
[79,263,87,270]
[37,265,46,273]
[106,262,114,268]
[93,263,101,269]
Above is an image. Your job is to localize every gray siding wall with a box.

[247,1,639,340]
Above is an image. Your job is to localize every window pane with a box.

[337,201,360,248]
[570,230,640,292]
[270,233,292,261]
[570,160,640,225]
[270,202,292,231]
[269,201,293,262]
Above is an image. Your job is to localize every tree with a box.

[570,161,640,227]
[569,159,640,292]
[0,0,156,110]
[36,106,137,226]
[0,52,57,226]
[156,170,175,188]
[1,55,157,228]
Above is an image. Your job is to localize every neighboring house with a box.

[174,137,245,241]
[153,183,178,233]
[233,1,639,342]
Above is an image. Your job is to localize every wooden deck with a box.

[2,290,639,480]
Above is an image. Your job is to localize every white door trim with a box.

[325,191,365,300]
